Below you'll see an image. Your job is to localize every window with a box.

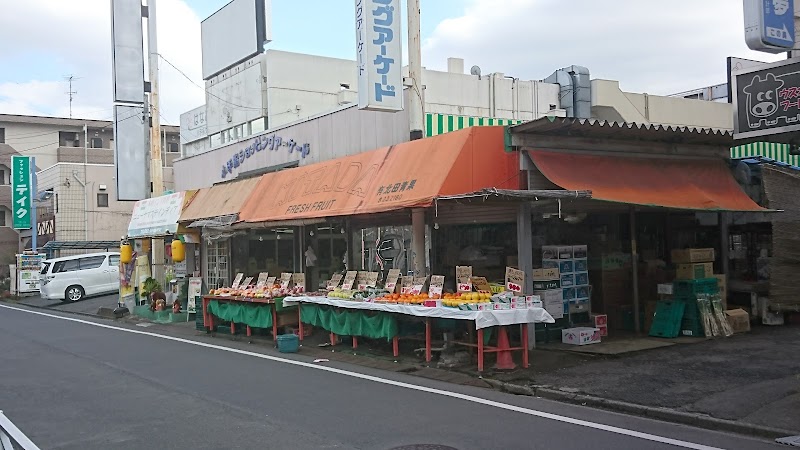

[250,118,266,135]
[211,133,222,148]
[97,193,109,207]
[0,127,5,144]
[0,210,5,227]
[0,167,6,185]
[205,240,229,289]
[53,259,80,273]
[80,255,106,270]
[40,262,51,275]
[90,137,103,148]
[59,131,80,147]
[166,142,179,153]
[109,255,120,267]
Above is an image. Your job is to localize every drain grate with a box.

[777,435,800,447]
[389,446,459,450]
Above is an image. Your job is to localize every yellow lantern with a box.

[171,238,185,262]
[120,242,133,264]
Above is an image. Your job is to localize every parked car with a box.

[40,252,120,302]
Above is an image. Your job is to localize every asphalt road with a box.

[0,303,781,450]
[17,292,119,315]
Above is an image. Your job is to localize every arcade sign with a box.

[732,57,800,140]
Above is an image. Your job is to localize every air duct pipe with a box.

[544,65,591,119]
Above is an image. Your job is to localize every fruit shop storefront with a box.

[500,117,768,340]
[199,126,558,371]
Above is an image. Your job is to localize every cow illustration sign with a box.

[733,58,800,139]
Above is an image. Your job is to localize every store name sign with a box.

[221,134,311,179]
[355,0,403,112]
[11,155,32,230]
[733,58,800,139]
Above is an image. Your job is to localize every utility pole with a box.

[407,0,426,277]
[146,0,165,284]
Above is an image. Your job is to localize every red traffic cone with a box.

[494,326,516,370]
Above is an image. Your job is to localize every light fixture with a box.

[258,236,263,242]
[434,222,440,230]
[309,230,314,236]
[340,228,345,234]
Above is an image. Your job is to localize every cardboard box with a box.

[562,287,576,300]
[533,267,560,281]
[725,309,750,333]
[560,273,575,287]
[572,245,588,259]
[562,327,601,345]
[575,272,589,286]
[536,289,563,319]
[597,325,608,337]
[575,285,591,300]
[574,258,588,272]
[671,248,715,263]
[542,259,560,270]
[675,262,713,280]
[558,260,574,274]
[591,313,608,326]
[657,283,673,295]
[557,246,574,259]
[541,246,559,260]
[533,279,561,290]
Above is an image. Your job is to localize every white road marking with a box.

[0,303,722,450]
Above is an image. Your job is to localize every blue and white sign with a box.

[220,133,310,179]
[745,0,796,53]
[355,0,403,112]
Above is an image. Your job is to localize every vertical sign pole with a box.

[407,0,424,140]
[31,157,37,253]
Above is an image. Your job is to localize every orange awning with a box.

[180,178,260,223]
[528,150,765,211]
[239,127,519,223]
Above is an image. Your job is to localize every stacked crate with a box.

[671,248,717,337]
[542,245,591,317]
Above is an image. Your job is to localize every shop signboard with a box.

[16,252,45,293]
[732,57,800,140]
[355,0,403,112]
[456,266,473,293]
[11,156,32,230]
[744,0,795,53]
[219,133,311,180]
[127,192,186,238]
[36,214,55,247]
[341,271,357,290]
[256,272,269,289]
[187,277,203,314]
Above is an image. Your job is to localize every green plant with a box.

[141,277,163,298]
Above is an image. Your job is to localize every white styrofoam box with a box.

[574,258,588,272]
[493,302,511,310]
[657,283,673,295]
[560,273,575,287]
[525,295,543,309]
[562,327,601,345]
[575,272,589,286]
[541,246,559,260]
[572,245,588,259]
[575,285,591,300]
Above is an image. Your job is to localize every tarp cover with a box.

[239,127,519,223]
[528,150,765,211]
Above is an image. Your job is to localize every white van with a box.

[39,252,120,302]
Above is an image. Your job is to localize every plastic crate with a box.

[672,279,719,298]
[276,334,299,353]
[680,321,705,337]
[648,301,686,338]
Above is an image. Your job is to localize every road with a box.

[16,292,119,315]
[0,303,780,450]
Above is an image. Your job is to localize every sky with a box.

[0,0,786,125]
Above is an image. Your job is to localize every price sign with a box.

[365,272,379,288]
[505,267,525,294]
[279,272,292,289]
[327,273,344,290]
[429,275,445,297]
[457,281,473,293]
[231,273,244,289]
[341,271,358,290]
[356,271,369,290]
[266,276,276,287]
[255,272,269,289]
[401,276,414,294]
[292,273,306,292]
[471,276,491,292]
[384,269,401,292]
[411,276,427,295]
[240,277,254,289]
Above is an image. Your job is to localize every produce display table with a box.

[202,296,286,341]
[283,296,555,371]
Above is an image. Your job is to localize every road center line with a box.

[0,303,722,450]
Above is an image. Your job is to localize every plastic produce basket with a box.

[276,334,300,353]
[648,300,686,338]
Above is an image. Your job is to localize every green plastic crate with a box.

[673,279,719,298]
[276,334,299,353]
[648,301,686,338]
[680,319,705,337]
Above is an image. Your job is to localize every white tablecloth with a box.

[283,296,555,330]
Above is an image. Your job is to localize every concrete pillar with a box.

[630,208,641,334]
[412,208,426,275]
[517,202,535,349]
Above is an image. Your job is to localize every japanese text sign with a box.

[231,273,244,289]
[280,273,292,289]
[384,268,401,292]
[341,271,358,290]
[11,156,31,230]
[471,276,491,293]
[355,0,403,112]
[456,266,473,293]
[506,267,525,294]
[327,273,344,290]
[733,58,800,139]
[429,275,444,297]
[256,273,269,289]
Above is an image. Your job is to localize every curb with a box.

[486,379,797,439]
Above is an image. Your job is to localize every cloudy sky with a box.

[0,0,785,124]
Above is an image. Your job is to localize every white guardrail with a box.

[0,411,39,450]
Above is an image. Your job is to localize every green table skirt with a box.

[207,300,274,328]
[299,303,398,341]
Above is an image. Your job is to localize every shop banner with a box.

[11,156,32,230]
[384,269,401,292]
[341,271,357,290]
[327,273,344,290]
[136,255,151,304]
[256,272,269,289]
[187,277,202,314]
[127,191,185,238]
[506,267,525,294]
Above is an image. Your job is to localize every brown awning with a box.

[180,177,260,223]
[528,150,765,211]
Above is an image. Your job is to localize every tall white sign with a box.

[355,0,403,112]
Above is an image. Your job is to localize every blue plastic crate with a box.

[276,334,299,353]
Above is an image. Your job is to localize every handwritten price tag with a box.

[411,284,424,295]
[507,282,522,292]
[458,282,472,292]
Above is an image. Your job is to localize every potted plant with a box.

[142,277,165,310]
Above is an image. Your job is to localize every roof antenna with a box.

[64,74,80,118]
